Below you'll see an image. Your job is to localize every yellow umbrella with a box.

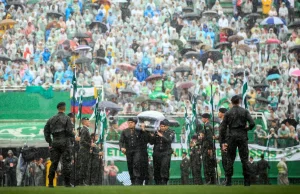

[0,19,17,26]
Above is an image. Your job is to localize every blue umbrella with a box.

[260,17,284,26]
[266,74,281,80]
[245,38,260,45]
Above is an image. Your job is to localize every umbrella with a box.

[98,101,123,111]
[0,19,17,26]
[74,45,92,51]
[89,21,108,32]
[182,13,201,20]
[255,97,270,103]
[118,121,128,130]
[149,92,168,99]
[118,63,136,71]
[166,117,180,127]
[145,74,163,82]
[93,57,107,64]
[199,49,222,64]
[253,84,269,88]
[184,51,199,59]
[174,66,191,73]
[215,42,231,49]
[228,35,244,42]
[180,48,196,56]
[106,93,118,100]
[199,44,211,51]
[47,11,64,18]
[58,39,78,49]
[289,45,300,53]
[281,119,298,128]
[46,21,61,29]
[234,69,249,77]
[244,38,260,45]
[202,11,218,17]
[75,56,92,64]
[177,81,195,89]
[135,96,148,103]
[74,32,90,39]
[147,99,165,104]
[12,57,27,63]
[260,16,284,25]
[182,7,194,13]
[169,39,183,48]
[54,50,71,58]
[0,55,11,61]
[237,44,251,52]
[120,88,137,95]
[288,21,300,29]
[187,39,202,45]
[266,39,281,44]
[221,27,235,34]
[245,13,261,18]
[266,74,281,80]
[291,70,300,77]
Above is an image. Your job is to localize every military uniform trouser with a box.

[191,160,203,185]
[126,150,145,185]
[153,151,172,185]
[89,156,100,185]
[203,157,216,184]
[181,173,189,185]
[49,146,72,184]
[226,136,250,180]
[221,150,227,175]
[78,147,90,183]
[258,172,269,185]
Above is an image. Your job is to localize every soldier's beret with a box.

[231,95,241,103]
[250,156,253,159]
[81,117,89,121]
[160,119,169,126]
[201,113,210,119]
[67,113,75,118]
[56,102,66,109]
[127,117,137,123]
[219,108,227,114]
[182,152,187,155]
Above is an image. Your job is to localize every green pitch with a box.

[1,186,300,194]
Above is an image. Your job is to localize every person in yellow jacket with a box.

[262,0,273,15]
[277,157,289,185]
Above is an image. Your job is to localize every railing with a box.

[0,86,26,92]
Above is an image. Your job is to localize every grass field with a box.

[1,185,300,194]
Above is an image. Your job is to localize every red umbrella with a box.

[118,121,128,131]
[145,74,162,82]
[266,39,281,44]
[291,70,300,77]
[177,81,195,89]
[58,39,78,50]
[118,63,136,71]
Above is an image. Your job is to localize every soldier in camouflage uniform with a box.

[220,95,255,186]
[190,135,203,185]
[150,119,175,185]
[78,117,96,186]
[180,152,190,185]
[201,113,216,185]
[44,102,74,187]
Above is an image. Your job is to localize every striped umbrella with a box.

[260,17,284,25]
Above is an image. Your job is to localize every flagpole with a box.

[72,65,77,187]
[211,83,218,184]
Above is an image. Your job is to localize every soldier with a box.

[44,102,74,187]
[78,117,96,186]
[150,119,175,185]
[89,133,101,185]
[180,152,190,185]
[220,95,255,186]
[119,118,149,185]
[190,135,203,185]
[257,154,270,185]
[201,113,215,185]
[218,107,228,184]
[248,156,257,185]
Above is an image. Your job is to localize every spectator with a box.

[4,150,18,186]
[107,161,119,185]
[277,157,289,185]
[254,125,267,146]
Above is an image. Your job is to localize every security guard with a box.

[180,152,190,185]
[190,135,203,185]
[220,95,255,186]
[201,113,215,185]
[218,107,228,184]
[44,102,74,187]
[78,117,96,186]
[150,119,175,185]
[119,118,149,185]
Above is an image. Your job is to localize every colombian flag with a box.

[70,87,97,114]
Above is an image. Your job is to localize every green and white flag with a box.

[190,96,197,132]
[242,71,248,109]
[97,109,108,144]
[76,94,83,119]
[184,106,191,148]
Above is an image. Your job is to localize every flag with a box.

[242,71,248,109]
[97,109,108,144]
[70,87,97,114]
[76,94,83,119]
[184,106,191,149]
[190,96,197,133]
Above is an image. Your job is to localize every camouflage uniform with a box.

[44,112,73,186]
[78,126,91,185]
[89,146,101,185]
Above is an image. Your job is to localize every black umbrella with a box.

[202,11,218,18]
[184,51,199,59]
[169,39,183,48]
[215,42,231,49]
[237,44,251,52]
[187,39,202,45]
[234,69,249,77]
[255,97,269,103]
[75,56,92,64]
[74,32,90,39]
[167,117,180,127]
[199,49,222,64]
[288,21,300,29]
[182,13,201,20]
[253,84,269,88]
[54,50,71,58]
[182,7,194,13]
[12,57,27,63]
[120,88,137,95]
[180,48,196,56]
[147,99,165,104]
[245,13,261,18]
[47,11,64,18]
[174,66,192,73]
[0,55,11,61]
[289,45,300,53]
[89,21,108,32]
[281,118,298,128]
[106,93,118,100]
[93,57,107,64]
[98,101,123,111]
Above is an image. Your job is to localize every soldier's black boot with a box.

[225,177,232,186]
[244,177,250,186]
[65,178,74,187]
[48,179,54,188]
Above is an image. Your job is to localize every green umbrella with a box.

[149,92,168,100]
